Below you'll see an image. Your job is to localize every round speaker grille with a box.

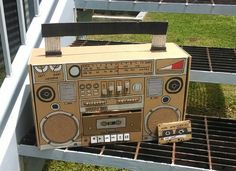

[145,106,180,137]
[40,112,79,144]
[37,86,55,102]
[165,77,183,94]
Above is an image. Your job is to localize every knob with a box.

[133,83,142,92]
[69,65,80,77]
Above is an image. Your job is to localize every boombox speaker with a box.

[28,22,191,150]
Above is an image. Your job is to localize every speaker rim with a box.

[40,111,80,146]
[165,77,183,94]
[144,105,181,137]
[37,86,55,102]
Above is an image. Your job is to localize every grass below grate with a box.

[187,82,236,119]
[43,160,128,171]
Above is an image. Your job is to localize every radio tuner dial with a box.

[69,65,80,77]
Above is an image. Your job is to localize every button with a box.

[80,84,85,89]
[162,96,170,103]
[80,90,85,96]
[51,103,60,110]
[117,134,123,141]
[104,135,110,142]
[97,135,104,143]
[91,136,97,144]
[110,134,117,142]
[93,83,99,89]
[86,84,92,89]
[93,89,99,96]
[124,133,130,141]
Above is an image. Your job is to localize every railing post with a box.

[16,0,27,44]
[0,0,12,76]
[34,0,39,16]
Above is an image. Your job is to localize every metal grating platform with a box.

[75,0,236,15]
[70,40,236,84]
[134,0,236,5]
[18,114,236,171]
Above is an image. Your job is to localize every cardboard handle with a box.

[41,22,168,56]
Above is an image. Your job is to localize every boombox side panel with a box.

[28,64,41,147]
[183,56,192,120]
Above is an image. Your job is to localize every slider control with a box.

[124,81,130,94]
[101,82,108,96]
[116,81,123,95]
[108,81,115,96]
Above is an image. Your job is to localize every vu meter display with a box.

[81,60,153,77]
[29,43,191,150]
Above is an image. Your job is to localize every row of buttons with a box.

[117,98,140,104]
[90,133,130,144]
[80,83,99,90]
[80,89,99,97]
[83,101,106,106]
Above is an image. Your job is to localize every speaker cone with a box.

[165,77,183,94]
[37,86,55,102]
[40,111,79,145]
[145,106,180,137]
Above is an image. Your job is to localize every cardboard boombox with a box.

[28,22,191,150]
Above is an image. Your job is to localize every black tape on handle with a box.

[41,22,168,37]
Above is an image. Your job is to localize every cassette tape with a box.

[157,120,192,144]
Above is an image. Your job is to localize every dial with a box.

[69,65,80,77]
[34,65,48,73]
[133,83,142,92]
[50,64,62,72]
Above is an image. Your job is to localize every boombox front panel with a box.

[29,43,191,149]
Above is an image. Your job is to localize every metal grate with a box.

[113,0,236,5]
[20,114,236,171]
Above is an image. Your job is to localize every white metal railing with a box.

[0,0,11,76]
[75,0,236,16]
[0,0,58,136]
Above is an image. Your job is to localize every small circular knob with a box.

[69,65,80,77]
